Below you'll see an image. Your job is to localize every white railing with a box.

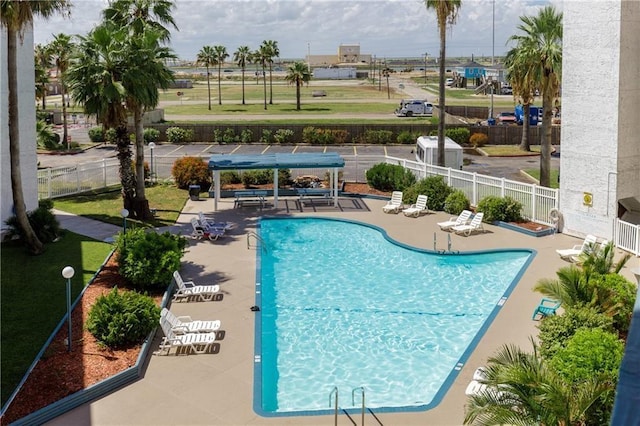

[615,219,640,256]
[37,159,120,200]
[383,156,559,226]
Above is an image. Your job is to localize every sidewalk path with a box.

[53,209,122,242]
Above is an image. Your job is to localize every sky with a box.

[33,0,560,62]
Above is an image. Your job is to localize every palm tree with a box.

[196,45,215,110]
[49,33,73,150]
[67,25,137,214]
[509,5,562,187]
[34,43,52,110]
[425,0,461,167]
[101,0,177,219]
[212,45,228,105]
[1,0,71,254]
[285,61,311,110]
[261,39,279,104]
[254,47,269,110]
[464,339,611,425]
[233,45,251,105]
[504,46,537,151]
[102,0,177,42]
[577,241,631,277]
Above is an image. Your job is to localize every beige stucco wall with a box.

[1,24,39,230]
[559,0,640,239]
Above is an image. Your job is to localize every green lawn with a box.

[53,183,188,228]
[524,169,560,189]
[1,232,113,405]
[479,145,541,156]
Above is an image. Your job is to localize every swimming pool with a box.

[254,217,534,416]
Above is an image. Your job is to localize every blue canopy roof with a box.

[208,153,345,171]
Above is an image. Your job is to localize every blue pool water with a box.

[254,217,534,416]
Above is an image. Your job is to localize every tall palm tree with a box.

[504,46,537,152]
[254,47,269,110]
[34,43,52,110]
[425,0,461,167]
[102,0,177,42]
[261,39,279,104]
[49,33,73,149]
[464,339,611,425]
[509,5,562,187]
[212,45,228,105]
[101,0,177,219]
[233,45,251,105]
[285,61,311,110]
[67,25,137,214]
[196,45,215,110]
[1,0,71,254]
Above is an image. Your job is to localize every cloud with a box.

[33,0,557,60]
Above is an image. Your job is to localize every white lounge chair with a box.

[160,307,221,334]
[190,217,225,241]
[198,212,233,231]
[403,195,429,217]
[437,210,472,231]
[155,314,217,355]
[382,191,404,214]
[172,270,220,302]
[570,239,609,263]
[555,234,597,259]
[452,212,485,236]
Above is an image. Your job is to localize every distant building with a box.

[307,44,372,67]
[313,68,357,79]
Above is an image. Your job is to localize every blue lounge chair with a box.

[532,298,561,320]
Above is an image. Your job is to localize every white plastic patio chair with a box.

[555,234,597,259]
[382,191,404,214]
[160,307,221,334]
[155,315,217,355]
[402,194,429,217]
[172,270,220,302]
[452,212,485,236]
[437,210,472,231]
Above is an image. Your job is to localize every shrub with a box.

[86,288,160,348]
[396,130,419,145]
[537,305,614,359]
[116,228,187,290]
[143,128,160,144]
[105,128,117,144]
[302,126,319,144]
[4,199,61,244]
[469,132,488,148]
[171,156,211,189]
[222,128,238,144]
[88,127,105,142]
[166,126,194,144]
[274,129,294,144]
[550,328,623,383]
[240,129,253,143]
[212,128,223,143]
[132,160,150,181]
[241,169,272,186]
[476,195,523,222]
[403,176,453,211]
[589,273,637,333]
[443,189,470,214]
[36,120,60,150]
[361,129,393,144]
[278,169,292,187]
[445,127,470,145]
[220,171,241,185]
[365,163,416,192]
[301,127,349,145]
[260,129,273,144]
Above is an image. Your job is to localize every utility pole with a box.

[489,0,495,119]
[424,52,428,84]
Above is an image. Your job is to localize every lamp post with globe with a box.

[61,266,75,352]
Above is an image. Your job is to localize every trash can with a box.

[487,118,496,126]
[189,185,200,201]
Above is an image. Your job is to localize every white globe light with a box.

[120,208,129,218]
[62,266,75,279]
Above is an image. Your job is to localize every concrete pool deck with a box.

[46,196,638,426]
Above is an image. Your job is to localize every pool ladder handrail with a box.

[434,232,458,254]
[329,386,338,426]
[352,386,365,426]
[247,231,267,252]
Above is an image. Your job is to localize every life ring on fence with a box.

[549,208,562,224]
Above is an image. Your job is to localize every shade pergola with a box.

[207,153,345,210]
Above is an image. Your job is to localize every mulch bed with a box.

[1,255,163,425]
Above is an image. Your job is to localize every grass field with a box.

[1,232,113,405]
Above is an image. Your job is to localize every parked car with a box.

[497,112,517,124]
[501,86,513,95]
[446,78,454,86]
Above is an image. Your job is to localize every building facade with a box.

[559,0,640,239]
[1,23,39,231]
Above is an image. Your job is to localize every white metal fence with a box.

[615,219,640,256]
[37,154,639,256]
